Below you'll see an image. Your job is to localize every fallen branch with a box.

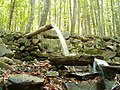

[25,24,53,38]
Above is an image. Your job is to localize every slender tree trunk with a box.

[48,0,51,23]
[111,0,116,36]
[39,0,51,27]
[78,0,81,35]
[82,0,87,36]
[38,0,40,26]
[117,0,120,36]
[106,0,110,36]
[26,0,35,33]
[86,0,91,35]
[14,12,17,31]
[69,0,72,32]
[70,0,77,35]
[66,0,69,31]
[7,0,15,31]
[59,0,62,30]
[101,0,105,36]
[94,8,98,35]
[54,0,57,24]
[96,0,101,36]
[63,0,66,30]
[90,0,96,35]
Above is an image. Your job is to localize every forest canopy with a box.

[0,0,120,37]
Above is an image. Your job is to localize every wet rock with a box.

[68,72,99,81]
[63,81,97,90]
[7,74,44,90]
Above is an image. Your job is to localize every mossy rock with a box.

[4,33,14,42]
[17,37,26,45]
[84,48,103,55]
[22,56,34,61]
[102,36,111,41]
[30,49,43,57]
[112,57,120,63]
[8,44,19,50]
[116,47,120,57]
[0,44,14,57]
[25,39,31,47]
[102,50,116,60]
[95,39,105,49]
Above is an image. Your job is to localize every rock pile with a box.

[1,29,120,63]
[69,35,120,63]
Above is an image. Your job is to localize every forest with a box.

[0,0,120,90]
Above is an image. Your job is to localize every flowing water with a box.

[53,25,70,56]
[93,58,109,78]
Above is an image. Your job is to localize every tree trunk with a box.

[111,0,116,36]
[7,0,15,31]
[101,0,105,36]
[90,0,96,35]
[48,0,51,23]
[63,0,66,30]
[26,0,35,33]
[78,0,81,35]
[106,1,110,36]
[59,0,62,30]
[54,0,57,24]
[117,0,120,36]
[39,0,51,27]
[37,0,40,26]
[96,0,101,36]
[70,0,77,35]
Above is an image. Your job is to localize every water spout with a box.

[52,25,70,56]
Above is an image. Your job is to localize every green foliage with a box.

[0,0,120,36]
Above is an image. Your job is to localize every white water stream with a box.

[53,25,70,56]
[93,58,109,78]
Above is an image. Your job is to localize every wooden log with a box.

[48,55,95,66]
[25,24,53,38]
[101,65,120,74]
